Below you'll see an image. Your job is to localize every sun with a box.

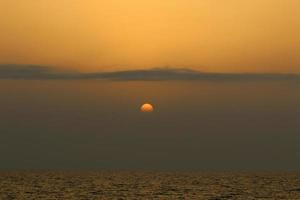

[140,103,154,113]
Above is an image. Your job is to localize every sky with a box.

[0,0,300,73]
[0,1,300,171]
[0,80,300,170]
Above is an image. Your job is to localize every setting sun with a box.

[140,103,154,113]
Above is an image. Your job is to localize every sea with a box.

[0,171,300,199]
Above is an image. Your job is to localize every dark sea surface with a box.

[0,172,300,199]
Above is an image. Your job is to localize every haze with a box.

[1,80,300,170]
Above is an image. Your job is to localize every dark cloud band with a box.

[0,64,299,81]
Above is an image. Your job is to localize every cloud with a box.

[0,64,79,79]
[0,64,299,81]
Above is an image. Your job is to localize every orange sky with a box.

[0,0,299,73]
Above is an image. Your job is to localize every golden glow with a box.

[1,0,300,73]
[140,103,154,113]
